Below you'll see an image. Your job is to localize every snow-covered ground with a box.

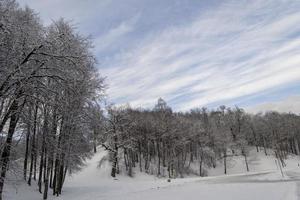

[5,147,300,200]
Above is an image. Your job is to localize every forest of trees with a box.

[1,1,300,200]
[99,98,300,179]
[0,1,104,199]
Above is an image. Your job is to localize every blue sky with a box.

[17,0,300,113]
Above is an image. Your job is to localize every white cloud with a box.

[93,15,139,54]
[17,0,112,26]
[100,0,300,111]
[246,95,300,114]
[17,0,300,111]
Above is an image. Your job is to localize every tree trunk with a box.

[157,140,161,176]
[0,99,19,200]
[262,136,268,156]
[32,101,39,180]
[199,155,203,177]
[44,153,53,199]
[28,102,38,185]
[0,105,11,134]
[23,120,31,180]
[93,130,97,153]
[224,150,227,174]
[128,150,133,177]
[111,136,118,178]
[38,139,45,193]
[33,152,37,180]
[243,150,249,172]
[124,149,128,171]
[138,142,142,172]
[27,133,34,185]
[294,137,300,155]
[111,151,118,178]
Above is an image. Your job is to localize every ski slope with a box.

[6,147,300,200]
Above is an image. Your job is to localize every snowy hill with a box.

[206,148,300,176]
[6,147,300,200]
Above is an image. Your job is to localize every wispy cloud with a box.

[17,0,300,112]
[93,15,139,54]
[247,95,300,114]
[100,0,300,110]
[17,0,112,26]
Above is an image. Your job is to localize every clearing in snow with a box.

[6,147,300,200]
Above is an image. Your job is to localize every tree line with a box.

[0,1,104,199]
[99,98,300,179]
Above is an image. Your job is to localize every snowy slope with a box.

[6,147,300,200]
[206,148,300,176]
